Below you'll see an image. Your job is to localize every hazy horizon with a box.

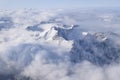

[0,0,120,9]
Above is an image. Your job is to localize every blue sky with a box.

[0,0,120,9]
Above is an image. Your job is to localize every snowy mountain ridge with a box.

[25,21,120,66]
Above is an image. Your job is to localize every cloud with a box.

[0,9,120,80]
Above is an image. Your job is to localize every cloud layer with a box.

[0,9,120,80]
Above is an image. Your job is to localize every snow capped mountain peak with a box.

[82,32,88,36]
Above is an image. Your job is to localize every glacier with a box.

[0,9,120,80]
